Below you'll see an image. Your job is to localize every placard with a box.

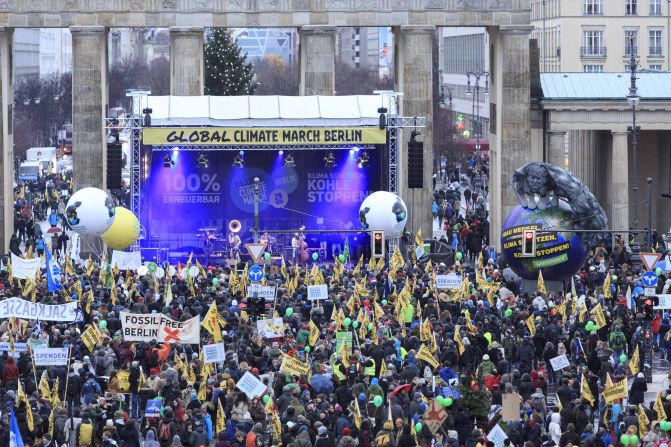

[10,253,41,280]
[203,343,226,363]
[335,332,353,354]
[549,354,570,371]
[256,318,285,338]
[501,393,521,421]
[0,298,81,322]
[436,274,463,290]
[110,250,142,271]
[117,370,130,392]
[145,399,162,417]
[487,424,513,447]
[280,356,310,377]
[308,284,328,301]
[655,294,671,309]
[120,312,200,344]
[235,371,267,398]
[247,284,276,301]
[33,347,69,366]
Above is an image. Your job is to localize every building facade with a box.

[531,0,671,72]
[337,27,392,77]
[232,28,298,63]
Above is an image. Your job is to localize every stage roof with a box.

[145,95,391,127]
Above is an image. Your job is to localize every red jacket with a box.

[652,316,661,334]
[2,357,19,381]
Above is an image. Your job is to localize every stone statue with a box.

[512,162,608,246]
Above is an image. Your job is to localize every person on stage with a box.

[229,231,241,263]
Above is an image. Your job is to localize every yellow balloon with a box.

[100,207,140,250]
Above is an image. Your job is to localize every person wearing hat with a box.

[629,372,648,405]
[476,354,495,381]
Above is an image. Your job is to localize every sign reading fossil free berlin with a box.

[143,127,387,146]
[120,312,200,344]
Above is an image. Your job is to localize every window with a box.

[649,30,663,55]
[583,64,603,72]
[625,0,637,15]
[625,30,638,55]
[582,31,605,56]
[584,0,603,15]
[650,0,662,15]
[649,64,663,70]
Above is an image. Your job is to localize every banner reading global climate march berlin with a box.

[120,312,200,344]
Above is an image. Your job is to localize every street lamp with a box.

[466,71,489,169]
[626,37,641,266]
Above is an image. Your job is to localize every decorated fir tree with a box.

[204,28,256,96]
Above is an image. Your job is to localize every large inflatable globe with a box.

[65,187,116,236]
[359,191,408,238]
[501,199,588,281]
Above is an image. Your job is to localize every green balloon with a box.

[415,423,422,432]
[338,254,346,263]
[373,395,383,407]
[148,262,157,272]
[264,252,271,260]
[657,267,663,276]
[368,323,374,330]
[445,397,453,407]
[286,307,294,317]
[212,278,219,286]
[621,435,630,446]
[352,321,359,329]
[456,252,463,261]
[619,353,627,363]
[263,395,270,404]
[630,435,639,445]
[381,299,388,305]
[436,396,445,406]
[343,317,352,328]
[305,346,310,353]
[312,252,319,261]
[99,320,107,330]
[504,309,513,317]
[612,275,618,281]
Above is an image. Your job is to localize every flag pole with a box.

[63,345,72,412]
[29,344,38,395]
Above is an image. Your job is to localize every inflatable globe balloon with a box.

[100,207,140,250]
[359,191,408,238]
[65,187,116,236]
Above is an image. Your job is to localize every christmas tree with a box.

[204,29,256,96]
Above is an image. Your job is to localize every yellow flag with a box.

[25,397,34,431]
[49,407,54,437]
[581,376,595,406]
[379,360,388,377]
[454,329,466,355]
[629,345,640,376]
[638,404,649,437]
[308,320,320,346]
[537,269,547,294]
[188,363,197,385]
[39,371,51,400]
[415,228,423,247]
[197,375,207,401]
[416,344,439,369]
[340,335,350,368]
[196,259,207,279]
[51,377,61,408]
[603,273,612,298]
[353,397,363,429]
[655,393,667,420]
[203,302,222,342]
[216,399,226,434]
[174,353,187,378]
[526,314,536,336]
[16,379,26,405]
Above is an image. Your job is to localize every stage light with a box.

[324,151,336,168]
[172,147,179,156]
[279,150,284,155]
[163,154,175,168]
[197,153,208,169]
[353,146,360,152]
[239,150,245,155]
[233,153,245,168]
[357,151,369,168]
[349,149,355,155]
[284,153,295,167]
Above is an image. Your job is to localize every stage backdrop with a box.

[143,149,381,245]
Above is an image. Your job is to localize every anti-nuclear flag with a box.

[580,376,595,406]
[603,273,612,298]
[81,325,102,353]
[454,329,466,355]
[526,315,536,336]
[308,320,320,346]
[353,396,363,429]
[629,345,640,376]
[203,302,222,342]
[603,376,627,404]
[416,344,439,369]
[592,303,607,329]
[216,399,226,434]
[639,405,650,438]
[38,371,51,401]
[655,393,667,420]
[537,269,547,294]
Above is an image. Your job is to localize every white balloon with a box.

[65,187,116,236]
[189,265,199,278]
[359,191,408,238]
[154,267,165,279]
[167,265,176,277]
[137,265,148,276]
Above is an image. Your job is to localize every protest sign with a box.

[256,318,285,338]
[117,370,130,392]
[424,400,448,434]
[203,343,226,363]
[33,347,69,366]
[280,356,310,377]
[10,254,41,280]
[81,326,102,352]
[236,371,267,398]
[145,399,162,417]
[487,424,513,447]
[247,284,276,301]
[0,297,81,322]
[120,312,200,344]
[501,393,521,421]
[307,284,328,301]
[336,332,353,354]
[436,273,463,290]
[603,378,628,403]
[110,250,142,271]
[549,354,570,371]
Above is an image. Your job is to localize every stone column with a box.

[568,130,599,196]
[0,28,13,254]
[170,27,204,96]
[395,25,434,239]
[299,26,336,96]
[611,131,630,231]
[546,131,566,168]
[489,26,534,250]
[70,26,107,191]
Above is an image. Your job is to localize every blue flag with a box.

[10,408,24,447]
[46,247,62,293]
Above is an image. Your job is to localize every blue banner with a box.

[46,247,62,293]
[10,408,24,447]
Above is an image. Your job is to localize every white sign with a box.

[33,347,69,366]
[236,371,267,398]
[487,424,514,447]
[111,250,142,271]
[415,246,425,259]
[203,343,226,363]
[256,318,285,338]
[120,312,200,344]
[0,297,81,322]
[655,294,671,309]
[436,273,463,290]
[308,284,328,301]
[645,288,657,297]
[549,354,570,371]
[247,284,276,301]
[10,254,41,280]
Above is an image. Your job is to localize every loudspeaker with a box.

[407,140,424,189]
[106,142,123,190]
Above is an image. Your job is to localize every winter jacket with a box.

[549,413,562,445]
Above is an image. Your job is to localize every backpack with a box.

[78,421,94,445]
[95,357,106,376]
[613,332,625,349]
[374,432,392,447]
[149,349,159,368]
[159,422,172,441]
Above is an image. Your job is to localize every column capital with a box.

[300,25,337,34]
[499,25,534,34]
[548,130,567,135]
[611,130,629,136]
[399,25,435,34]
[169,26,204,35]
[70,26,106,35]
